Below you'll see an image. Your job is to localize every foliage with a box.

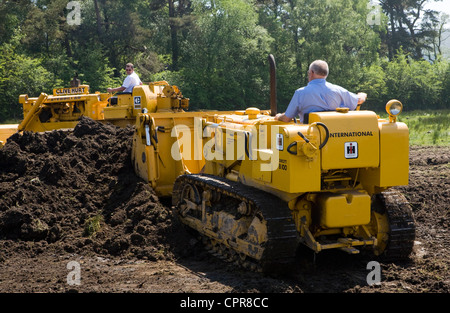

[0,0,448,122]
[0,31,58,121]
[73,45,122,92]
[379,0,448,60]
[258,0,383,110]
[381,53,449,111]
[180,0,273,110]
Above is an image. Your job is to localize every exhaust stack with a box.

[268,54,277,116]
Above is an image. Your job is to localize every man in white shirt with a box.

[107,63,142,93]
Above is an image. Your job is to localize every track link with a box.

[375,190,416,260]
[172,174,298,272]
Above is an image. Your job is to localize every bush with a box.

[382,54,449,111]
[357,63,387,111]
[0,35,58,122]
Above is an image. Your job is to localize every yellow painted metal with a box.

[367,209,390,256]
[357,120,409,192]
[17,91,108,132]
[271,124,321,194]
[0,80,193,150]
[11,80,190,135]
[0,124,18,147]
[309,111,380,170]
[102,84,178,121]
[378,121,409,186]
[317,191,371,228]
[245,107,261,119]
[289,197,313,235]
[103,85,156,121]
[18,93,48,132]
[130,105,408,256]
[53,85,90,96]
[236,123,322,197]
[197,114,323,199]
[132,111,224,196]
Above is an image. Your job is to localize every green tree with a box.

[257,0,383,110]
[0,0,447,122]
[383,52,449,110]
[0,32,58,122]
[380,0,445,60]
[180,0,273,110]
[256,0,304,108]
[72,45,122,92]
[0,0,34,45]
[442,63,450,109]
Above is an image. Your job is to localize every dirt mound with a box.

[0,117,188,262]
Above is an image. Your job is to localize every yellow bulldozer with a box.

[131,56,415,271]
[0,79,190,147]
[0,56,415,272]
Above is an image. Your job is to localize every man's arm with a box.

[274,113,293,122]
[107,86,126,93]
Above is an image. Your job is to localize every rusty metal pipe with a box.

[268,54,277,116]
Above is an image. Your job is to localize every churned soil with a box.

[0,117,448,294]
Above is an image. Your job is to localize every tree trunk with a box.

[93,0,103,42]
[168,0,179,71]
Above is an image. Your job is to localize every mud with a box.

[0,118,448,294]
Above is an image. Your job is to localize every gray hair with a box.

[309,60,329,77]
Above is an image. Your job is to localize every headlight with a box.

[386,100,403,122]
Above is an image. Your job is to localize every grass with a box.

[83,214,103,237]
[377,110,450,146]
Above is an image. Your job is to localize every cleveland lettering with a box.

[54,87,88,95]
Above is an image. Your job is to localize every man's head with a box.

[308,60,329,81]
[125,63,134,75]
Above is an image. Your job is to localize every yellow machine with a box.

[1,58,415,272]
[0,125,17,148]
[0,79,190,145]
[132,58,415,271]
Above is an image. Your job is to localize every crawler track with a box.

[172,174,298,272]
[374,191,416,260]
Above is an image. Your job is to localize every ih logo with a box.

[345,142,358,159]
